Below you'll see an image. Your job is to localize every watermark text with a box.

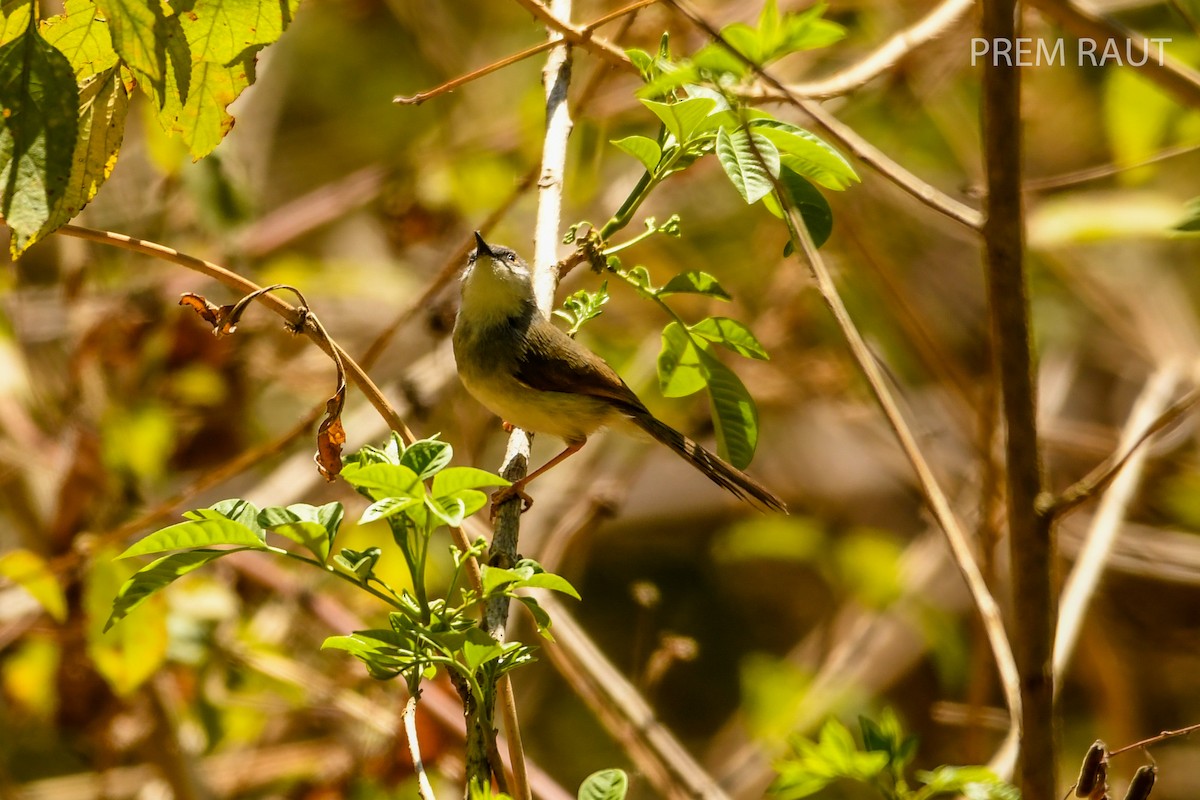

[971,37,1171,67]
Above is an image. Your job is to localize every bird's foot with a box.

[501,420,515,433]
[490,483,533,518]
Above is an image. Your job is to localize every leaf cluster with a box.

[771,711,1018,800]
[0,0,298,255]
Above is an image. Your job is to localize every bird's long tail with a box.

[630,410,787,513]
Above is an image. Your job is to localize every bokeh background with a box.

[3,0,1200,798]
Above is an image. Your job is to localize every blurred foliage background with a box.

[3,0,1200,798]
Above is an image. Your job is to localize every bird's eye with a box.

[506,252,517,262]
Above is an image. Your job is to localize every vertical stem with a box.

[980,1,1056,796]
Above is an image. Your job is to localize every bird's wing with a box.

[514,321,647,413]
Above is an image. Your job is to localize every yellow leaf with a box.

[0,549,67,622]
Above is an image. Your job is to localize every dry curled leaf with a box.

[179,293,238,336]
[316,389,346,481]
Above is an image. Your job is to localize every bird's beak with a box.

[473,231,494,258]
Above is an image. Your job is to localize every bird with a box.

[452,231,787,514]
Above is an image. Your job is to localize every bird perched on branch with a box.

[452,231,786,514]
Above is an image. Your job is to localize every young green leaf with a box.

[257,502,343,562]
[437,489,489,520]
[555,282,610,336]
[340,462,425,502]
[400,438,453,480]
[699,348,758,470]
[426,495,467,528]
[611,135,662,172]
[916,766,1018,800]
[0,26,80,255]
[659,271,731,300]
[690,317,769,360]
[459,627,505,672]
[360,496,422,525]
[752,120,857,190]
[716,126,780,205]
[515,595,555,639]
[105,548,246,631]
[764,167,833,247]
[578,769,629,800]
[657,321,707,398]
[117,516,267,559]
[431,466,509,497]
[640,96,717,143]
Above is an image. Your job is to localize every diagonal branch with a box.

[1043,382,1200,519]
[782,0,976,99]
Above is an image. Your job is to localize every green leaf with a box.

[341,462,425,502]
[85,547,167,696]
[659,271,731,300]
[23,67,129,246]
[117,516,267,558]
[611,135,661,172]
[657,321,706,398]
[92,0,183,101]
[360,495,422,524]
[188,498,265,537]
[426,494,467,528]
[432,466,510,496]
[459,627,504,672]
[764,167,833,247]
[439,489,489,520]
[578,769,629,800]
[519,571,581,600]
[0,549,67,622]
[716,126,780,205]
[699,348,758,470]
[257,502,343,561]
[332,546,382,583]
[105,548,243,631]
[0,26,80,255]
[690,317,768,360]
[1,0,32,47]
[40,0,120,80]
[752,119,857,190]
[555,281,610,336]
[322,630,415,680]
[640,96,716,143]
[401,438,453,480]
[515,594,555,639]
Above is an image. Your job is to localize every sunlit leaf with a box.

[117,516,267,559]
[431,466,509,497]
[611,134,661,172]
[690,317,769,360]
[105,548,245,631]
[641,96,716,143]
[40,0,119,80]
[341,462,425,502]
[753,119,857,190]
[579,769,629,800]
[360,496,421,524]
[716,126,779,205]
[657,321,706,398]
[257,502,343,561]
[400,438,453,480]
[659,271,731,300]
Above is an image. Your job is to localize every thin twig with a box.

[1024,141,1200,192]
[775,184,1022,745]
[1044,383,1200,519]
[1109,721,1200,756]
[510,0,629,67]
[56,224,417,446]
[405,696,438,800]
[1053,366,1181,691]
[395,0,656,105]
[782,0,975,98]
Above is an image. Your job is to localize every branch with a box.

[510,0,628,67]
[57,225,417,446]
[1053,366,1182,691]
[1043,383,1200,519]
[1027,0,1200,109]
[404,696,438,800]
[395,0,656,105]
[782,0,975,98]
[980,0,1056,795]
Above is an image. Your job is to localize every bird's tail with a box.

[629,410,787,513]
